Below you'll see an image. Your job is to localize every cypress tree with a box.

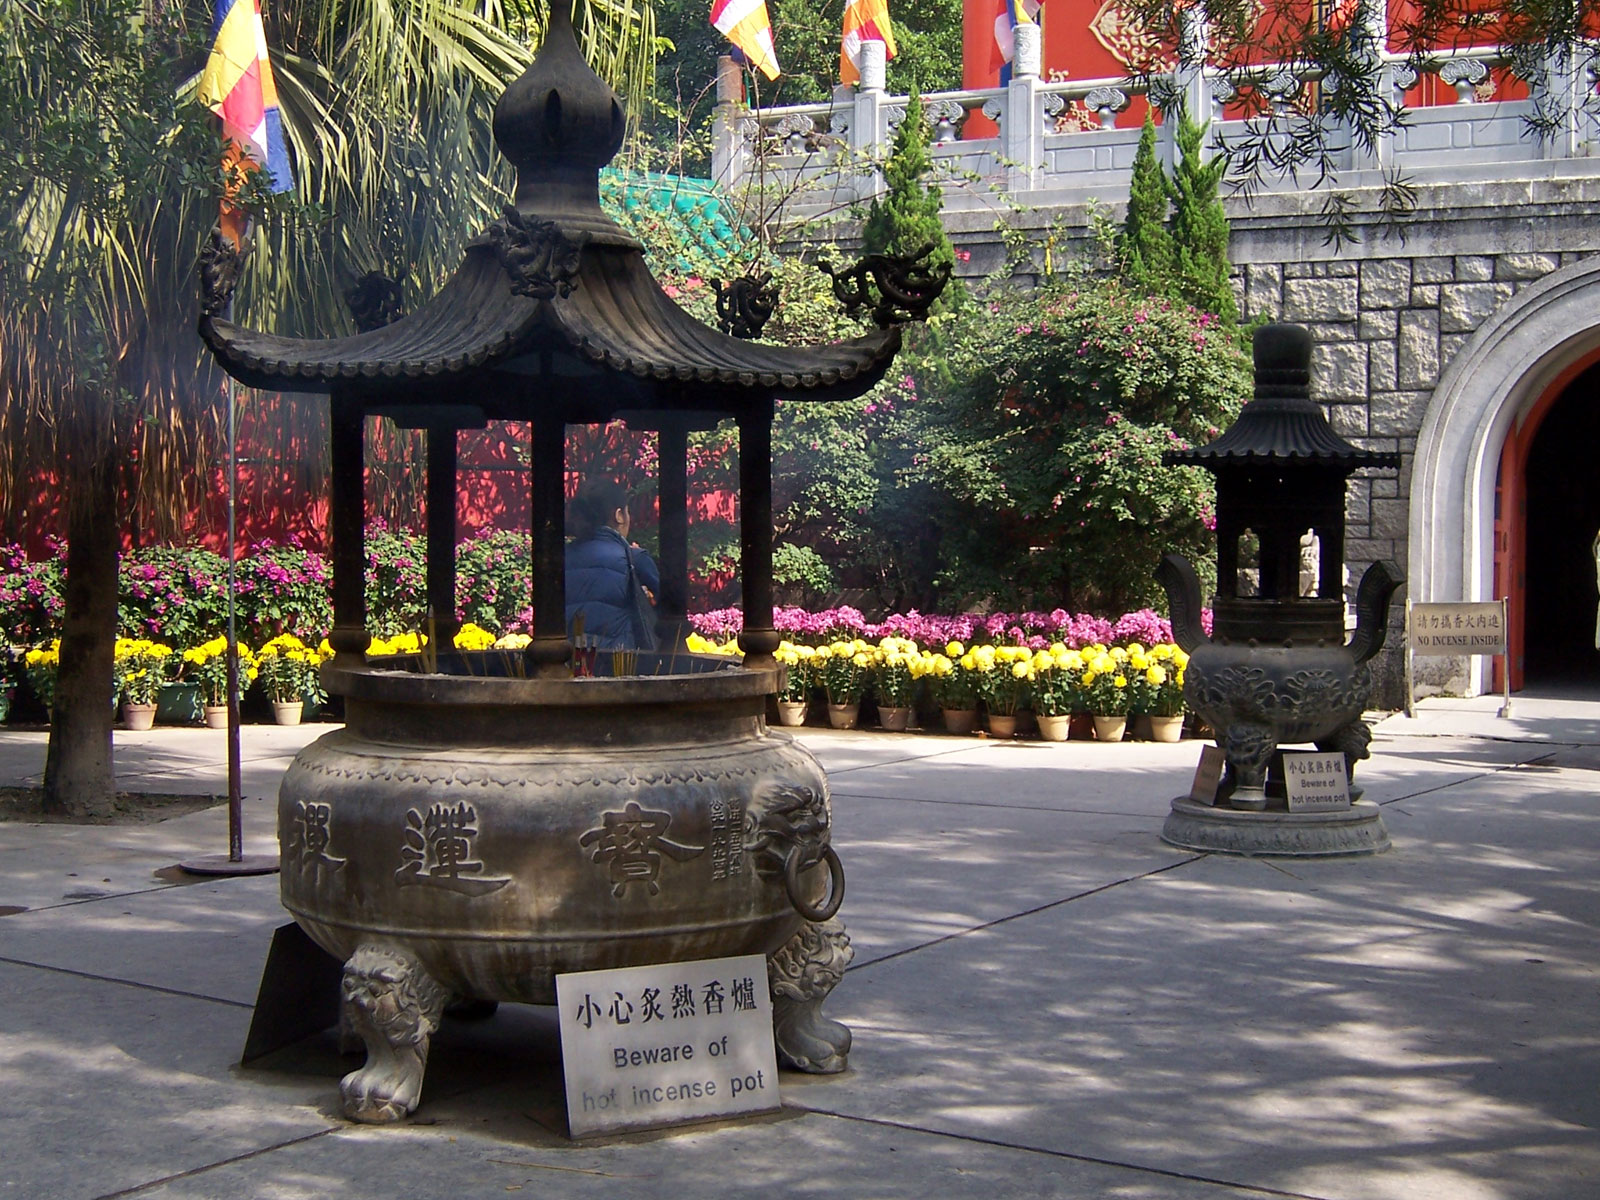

[861,86,962,310]
[1169,114,1237,323]
[1121,112,1174,293]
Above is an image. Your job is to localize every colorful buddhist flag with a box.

[711,0,781,82]
[994,0,1043,85]
[197,0,293,246]
[840,0,898,86]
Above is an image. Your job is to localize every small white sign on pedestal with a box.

[556,954,781,1138]
[1282,752,1351,811]
[1189,745,1226,805]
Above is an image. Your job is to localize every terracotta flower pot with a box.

[826,702,860,730]
[1092,715,1127,743]
[1035,713,1071,742]
[942,707,978,734]
[1149,714,1185,743]
[877,705,912,732]
[776,699,808,727]
[121,702,157,732]
[987,713,1018,739]
[202,705,229,730]
[272,700,305,726]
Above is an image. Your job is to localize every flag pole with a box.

[226,376,244,858]
[181,0,292,875]
[180,293,277,877]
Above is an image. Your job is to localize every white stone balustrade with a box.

[710,35,1600,220]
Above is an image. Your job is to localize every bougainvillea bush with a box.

[454,528,534,635]
[0,543,62,646]
[691,604,1209,650]
[904,278,1249,613]
[235,543,333,646]
[119,547,231,649]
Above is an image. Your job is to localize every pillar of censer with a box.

[327,396,368,665]
[1157,323,1405,856]
[653,414,692,649]
[424,425,460,646]
[528,411,571,677]
[737,400,781,671]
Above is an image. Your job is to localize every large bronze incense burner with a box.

[202,4,926,1124]
[1158,324,1404,856]
[281,656,848,1121]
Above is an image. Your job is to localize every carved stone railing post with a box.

[711,55,752,189]
[1176,2,1211,127]
[1156,2,1210,169]
[1532,39,1594,159]
[1005,23,1044,190]
[1439,56,1488,104]
[853,40,890,200]
[1350,0,1393,171]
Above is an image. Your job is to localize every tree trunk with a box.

[42,465,119,818]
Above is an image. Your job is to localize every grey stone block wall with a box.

[809,167,1600,704]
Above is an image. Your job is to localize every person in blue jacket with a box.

[564,478,661,649]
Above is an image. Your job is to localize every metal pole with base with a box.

[1498,597,1513,719]
[181,375,277,878]
[1403,599,1415,719]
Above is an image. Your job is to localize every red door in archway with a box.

[1493,347,1600,691]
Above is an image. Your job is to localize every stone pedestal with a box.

[1161,797,1391,857]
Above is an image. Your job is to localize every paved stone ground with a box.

[0,695,1595,1199]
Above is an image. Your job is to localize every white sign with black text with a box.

[1189,744,1226,805]
[1408,602,1507,656]
[556,954,781,1137]
[1282,752,1351,811]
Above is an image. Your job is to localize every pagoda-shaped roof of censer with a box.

[198,3,901,412]
[1165,324,1401,472]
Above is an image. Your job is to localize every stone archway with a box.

[1411,256,1600,695]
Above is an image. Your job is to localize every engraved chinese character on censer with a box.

[396,803,510,896]
[708,799,745,881]
[580,801,704,897]
[285,800,347,880]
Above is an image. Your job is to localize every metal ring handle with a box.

[784,845,845,922]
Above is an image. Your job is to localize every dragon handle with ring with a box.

[783,844,844,922]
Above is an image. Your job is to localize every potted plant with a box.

[181,636,258,728]
[773,640,814,726]
[1078,644,1133,742]
[818,639,871,729]
[23,640,60,718]
[113,638,172,730]
[1029,645,1081,741]
[256,633,328,725]
[932,641,981,733]
[979,644,1032,738]
[870,638,919,731]
[1132,643,1188,741]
